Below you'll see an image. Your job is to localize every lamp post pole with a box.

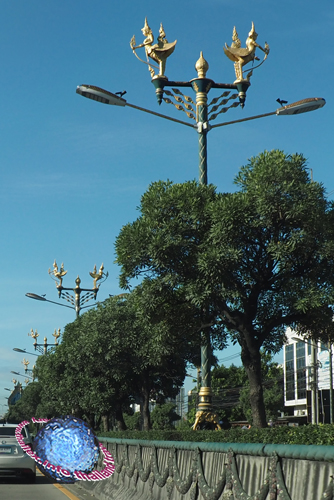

[329,344,333,424]
[77,20,326,429]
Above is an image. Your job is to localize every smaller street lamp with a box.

[28,327,60,355]
[22,358,34,374]
[26,261,108,318]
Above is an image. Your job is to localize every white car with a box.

[0,423,36,482]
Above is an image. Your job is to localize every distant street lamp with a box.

[26,261,108,318]
[22,358,35,375]
[27,327,61,355]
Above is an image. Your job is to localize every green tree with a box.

[115,150,334,427]
[36,289,195,431]
[5,382,57,423]
[122,284,192,430]
[36,297,137,431]
[123,411,142,430]
[150,403,181,430]
[238,352,284,423]
[196,353,283,424]
[211,363,248,422]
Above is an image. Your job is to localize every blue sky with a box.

[0,1,333,412]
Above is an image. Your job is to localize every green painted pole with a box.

[191,53,214,420]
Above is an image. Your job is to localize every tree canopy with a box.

[115,150,334,427]
[35,288,200,431]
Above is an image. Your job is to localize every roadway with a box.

[0,469,94,500]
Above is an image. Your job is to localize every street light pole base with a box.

[192,410,221,430]
[192,387,221,430]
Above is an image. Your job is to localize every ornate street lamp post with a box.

[76,20,325,429]
[131,20,265,430]
[26,261,108,319]
[48,261,108,318]
[28,328,61,355]
[22,358,35,381]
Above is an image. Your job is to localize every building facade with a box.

[284,327,334,423]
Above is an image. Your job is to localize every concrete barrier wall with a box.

[72,438,334,500]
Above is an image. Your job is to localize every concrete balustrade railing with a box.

[72,438,334,500]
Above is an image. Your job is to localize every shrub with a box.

[98,424,334,446]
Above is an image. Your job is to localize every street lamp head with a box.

[13,348,38,357]
[276,97,325,116]
[25,293,46,301]
[76,85,127,106]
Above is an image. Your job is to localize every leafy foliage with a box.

[5,382,58,424]
[35,289,198,431]
[150,403,181,430]
[115,151,334,427]
[207,352,284,424]
[123,412,142,431]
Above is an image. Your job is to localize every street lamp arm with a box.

[125,102,196,128]
[25,293,74,311]
[13,348,39,357]
[210,98,326,130]
[210,111,276,129]
[76,85,195,128]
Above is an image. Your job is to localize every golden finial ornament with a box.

[224,22,269,83]
[130,18,177,78]
[195,52,209,79]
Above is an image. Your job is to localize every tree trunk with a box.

[241,342,267,428]
[101,412,110,432]
[141,373,152,431]
[71,406,83,419]
[115,402,127,431]
[85,413,95,430]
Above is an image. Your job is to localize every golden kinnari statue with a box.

[28,328,39,340]
[89,263,105,289]
[224,22,269,83]
[130,18,177,78]
[49,260,67,287]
